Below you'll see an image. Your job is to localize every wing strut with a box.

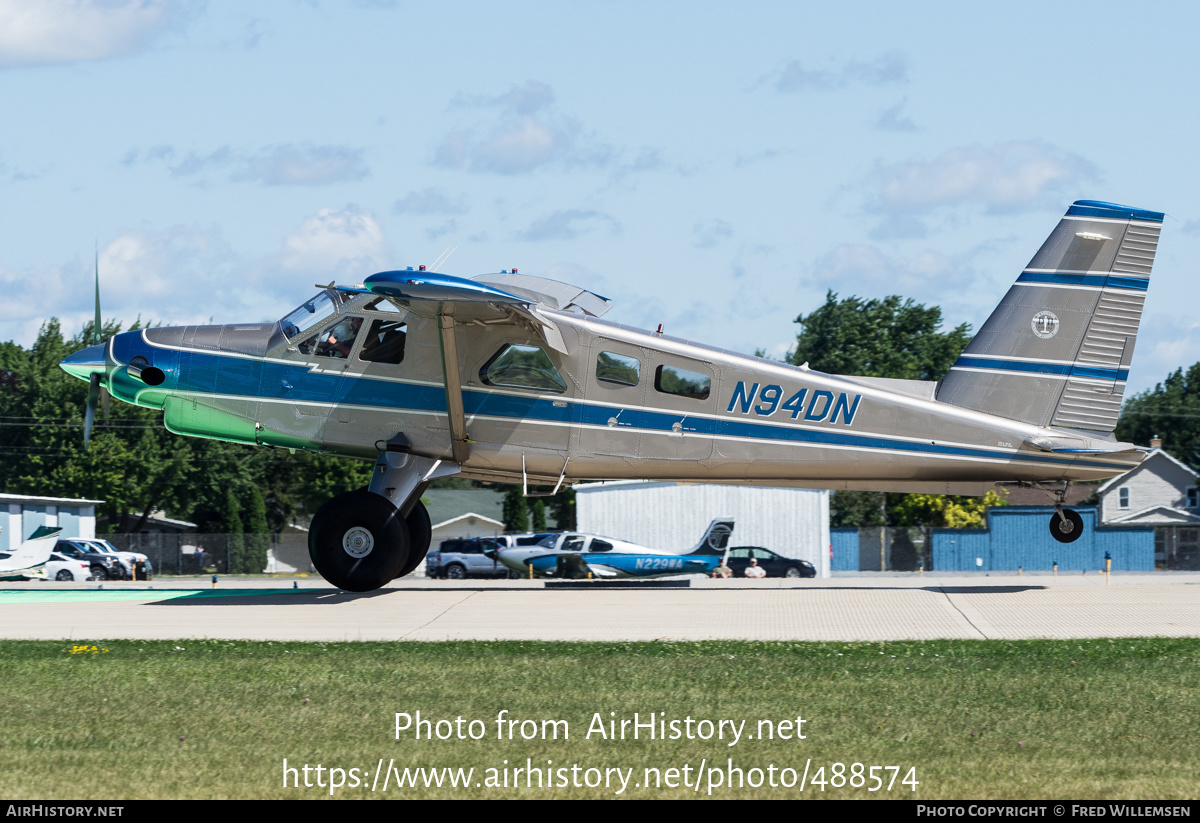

[436,305,471,464]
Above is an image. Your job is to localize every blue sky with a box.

[2,0,1198,395]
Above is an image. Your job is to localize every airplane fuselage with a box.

[86,289,1141,495]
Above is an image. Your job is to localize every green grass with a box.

[2,639,1198,799]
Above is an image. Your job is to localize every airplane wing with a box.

[338,269,604,465]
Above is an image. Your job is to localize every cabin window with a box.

[654,364,711,400]
[562,535,585,552]
[596,351,640,387]
[1188,487,1198,509]
[1118,487,1130,509]
[481,344,567,393]
[358,319,407,364]
[300,315,364,359]
[365,297,404,314]
[589,539,613,553]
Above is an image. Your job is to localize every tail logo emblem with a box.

[1031,310,1060,339]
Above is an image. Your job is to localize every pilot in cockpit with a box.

[318,316,362,358]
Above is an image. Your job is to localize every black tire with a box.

[784,566,803,579]
[309,490,411,592]
[395,499,432,579]
[507,569,523,579]
[55,569,73,581]
[444,564,466,580]
[1050,509,1085,544]
[91,566,108,581]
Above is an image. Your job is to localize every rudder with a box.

[936,200,1164,432]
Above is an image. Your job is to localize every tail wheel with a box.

[309,490,410,592]
[1049,509,1084,544]
[395,499,432,579]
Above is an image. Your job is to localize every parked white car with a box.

[45,552,93,582]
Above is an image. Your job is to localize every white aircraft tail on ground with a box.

[0,526,63,580]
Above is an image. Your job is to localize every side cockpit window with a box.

[358,319,407,364]
[481,344,567,393]
[300,315,363,358]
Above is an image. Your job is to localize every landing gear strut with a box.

[1034,481,1084,544]
[308,449,458,591]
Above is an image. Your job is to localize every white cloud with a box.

[692,219,733,248]
[393,188,467,216]
[771,53,907,92]
[870,141,1098,215]
[434,81,610,175]
[281,206,387,278]
[237,145,368,186]
[0,0,187,68]
[516,210,618,242]
[876,101,917,132]
[811,244,959,293]
[128,143,369,187]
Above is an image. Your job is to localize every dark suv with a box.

[54,540,124,581]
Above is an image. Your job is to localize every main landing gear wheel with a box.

[310,490,410,592]
[1049,509,1084,544]
[394,499,432,580]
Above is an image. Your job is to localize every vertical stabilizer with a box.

[937,200,1164,432]
[687,518,734,555]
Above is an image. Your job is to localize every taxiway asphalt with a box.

[2,573,1199,642]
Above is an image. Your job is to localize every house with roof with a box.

[1096,438,1199,569]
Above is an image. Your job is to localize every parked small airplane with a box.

[0,526,63,581]
[60,200,1164,591]
[492,517,734,579]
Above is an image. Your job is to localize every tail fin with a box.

[687,518,734,555]
[1,525,61,573]
[937,200,1164,432]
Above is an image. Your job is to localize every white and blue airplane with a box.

[60,200,1164,591]
[493,518,734,579]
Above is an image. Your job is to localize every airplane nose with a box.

[59,344,107,382]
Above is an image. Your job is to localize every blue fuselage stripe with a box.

[135,342,1135,472]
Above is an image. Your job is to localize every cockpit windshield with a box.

[280,291,339,340]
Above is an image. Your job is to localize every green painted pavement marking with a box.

[0,589,317,604]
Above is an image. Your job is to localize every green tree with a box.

[501,487,529,533]
[220,488,245,573]
[789,290,971,380]
[549,487,576,531]
[529,498,547,531]
[243,486,270,574]
[1115,363,1200,467]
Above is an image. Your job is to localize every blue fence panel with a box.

[830,528,858,571]
[933,506,1153,571]
[932,528,989,571]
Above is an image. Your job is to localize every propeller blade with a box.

[93,244,102,346]
[84,372,100,449]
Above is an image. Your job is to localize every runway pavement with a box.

[3,573,1199,642]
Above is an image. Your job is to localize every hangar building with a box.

[574,481,831,577]
[0,493,101,550]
